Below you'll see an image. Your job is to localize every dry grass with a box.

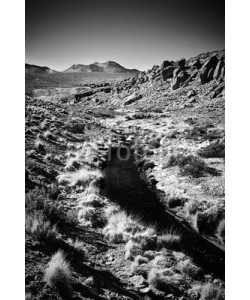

[176,258,203,279]
[57,167,103,188]
[44,250,72,299]
[25,214,58,245]
[148,268,183,294]
[200,282,224,300]
[157,231,182,250]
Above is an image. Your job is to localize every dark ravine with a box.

[102,147,225,279]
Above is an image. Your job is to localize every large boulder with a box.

[171,71,189,90]
[124,94,143,105]
[213,59,225,79]
[75,90,94,101]
[161,66,175,81]
[173,67,183,78]
[160,60,172,70]
[199,56,218,84]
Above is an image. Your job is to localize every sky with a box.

[25,0,225,72]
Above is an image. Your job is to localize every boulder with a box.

[173,67,183,78]
[124,94,143,105]
[199,56,218,84]
[189,59,202,70]
[213,59,225,79]
[172,71,189,90]
[176,58,186,68]
[160,60,172,70]
[161,66,175,81]
[75,90,94,101]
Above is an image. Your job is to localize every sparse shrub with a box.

[198,141,225,158]
[78,206,96,223]
[195,205,224,235]
[142,161,155,171]
[200,282,224,300]
[148,268,183,294]
[177,258,203,279]
[25,213,58,245]
[167,196,185,208]
[152,255,173,269]
[186,200,198,215]
[66,209,79,226]
[166,154,207,177]
[125,239,142,259]
[134,255,149,265]
[44,250,72,299]
[217,219,225,244]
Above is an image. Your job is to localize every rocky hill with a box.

[25,63,57,74]
[64,61,139,75]
[25,49,225,300]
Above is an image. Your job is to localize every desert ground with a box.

[25,50,225,300]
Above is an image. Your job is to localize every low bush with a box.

[195,205,224,235]
[198,141,225,158]
[186,200,198,215]
[148,138,161,149]
[166,154,207,178]
[44,250,72,299]
[176,258,203,279]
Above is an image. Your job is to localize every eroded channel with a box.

[103,147,225,278]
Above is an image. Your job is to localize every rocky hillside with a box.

[25,63,57,74]
[25,49,225,300]
[64,61,139,75]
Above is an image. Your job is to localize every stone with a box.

[160,60,172,70]
[189,58,202,69]
[199,55,218,84]
[176,58,186,68]
[124,94,143,105]
[161,66,175,81]
[213,59,225,79]
[75,90,94,101]
[172,71,189,90]
[173,67,183,78]
[130,275,146,287]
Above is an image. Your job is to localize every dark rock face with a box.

[75,90,94,101]
[213,59,225,79]
[160,60,172,70]
[199,56,218,84]
[176,58,186,68]
[161,66,175,81]
[172,71,190,90]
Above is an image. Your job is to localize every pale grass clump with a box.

[148,267,183,294]
[25,214,58,244]
[104,204,120,219]
[157,231,182,250]
[44,250,72,298]
[57,168,103,188]
[103,211,143,243]
[200,282,224,300]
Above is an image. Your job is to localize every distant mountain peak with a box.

[64,61,139,74]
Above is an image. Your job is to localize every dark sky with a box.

[26,0,225,71]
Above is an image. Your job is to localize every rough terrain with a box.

[25,49,225,300]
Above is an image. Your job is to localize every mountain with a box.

[63,61,139,74]
[25,63,57,74]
